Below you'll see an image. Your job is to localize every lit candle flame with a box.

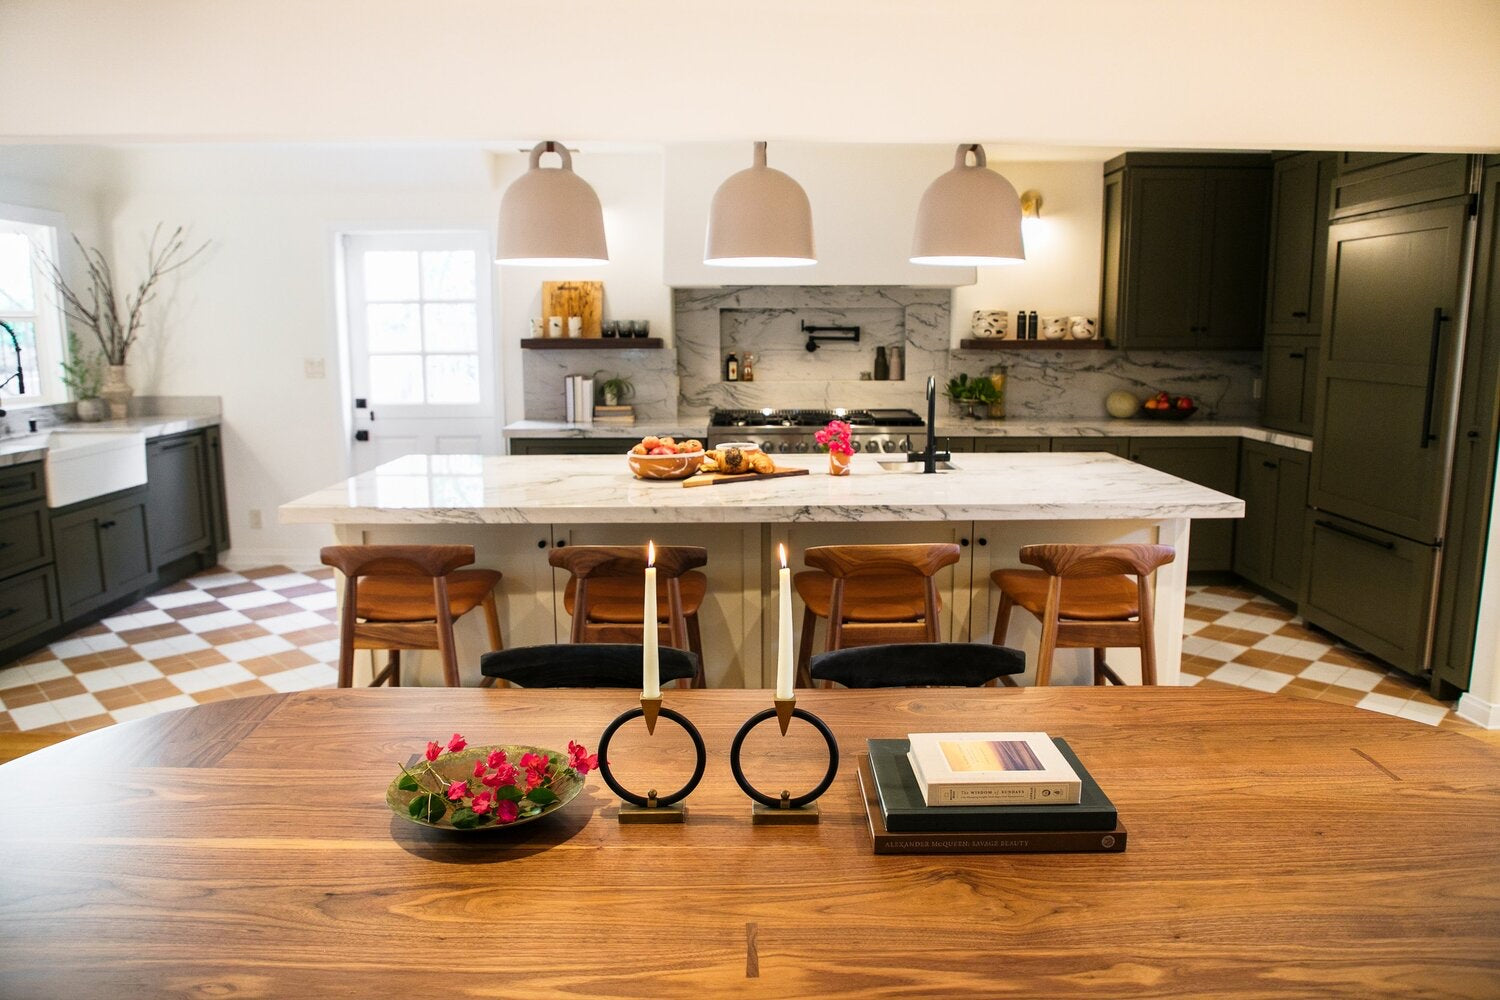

[779,542,787,568]
[647,540,655,567]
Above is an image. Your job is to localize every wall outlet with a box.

[304,357,326,380]
[248,509,263,529]
[1251,377,1263,400]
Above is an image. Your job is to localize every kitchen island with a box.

[281,451,1242,687]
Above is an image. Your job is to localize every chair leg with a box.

[481,592,503,652]
[686,613,705,688]
[1034,578,1062,687]
[796,606,817,689]
[1093,648,1107,686]
[370,649,400,687]
[991,592,1015,646]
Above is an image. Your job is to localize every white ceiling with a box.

[1,0,1497,152]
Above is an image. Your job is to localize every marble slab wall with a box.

[521,347,678,422]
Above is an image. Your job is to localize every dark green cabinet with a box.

[147,432,214,567]
[1309,201,1468,542]
[1431,163,1500,692]
[1099,153,1271,351]
[969,437,1049,453]
[204,425,231,553]
[52,488,154,621]
[1232,442,1309,602]
[1266,153,1335,339]
[1332,153,1471,219]
[0,461,58,651]
[1261,336,1319,434]
[1049,438,1130,458]
[0,566,61,650]
[1127,437,1240,572]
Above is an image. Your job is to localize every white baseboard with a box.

[1456,692,1500,730]
[215,546,324,572]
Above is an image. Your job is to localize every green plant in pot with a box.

[594,372,635,407]
[945,372,1002,418]
[59,332,107,421]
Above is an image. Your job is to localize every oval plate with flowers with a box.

[387,734,597,831]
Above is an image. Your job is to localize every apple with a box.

[1175,396,1195,410]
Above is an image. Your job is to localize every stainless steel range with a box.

[707,408,926,455]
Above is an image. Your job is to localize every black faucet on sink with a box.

[906,374,951,473]
[0,320,25,418]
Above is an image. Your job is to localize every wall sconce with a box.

[1020,190,1043,220]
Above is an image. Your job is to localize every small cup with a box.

[547,316,563,338]
[635,320,649,339]
[1069,316,1097,340]
[602,320,618,338]
[567,315,582,338]
[529,317,544,338]
[971,310,1009,339]
[1043,316,1070,341]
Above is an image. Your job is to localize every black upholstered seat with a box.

[479,643,699,688]
[809,642,1025,689]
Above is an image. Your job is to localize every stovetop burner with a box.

[709,407,924,428]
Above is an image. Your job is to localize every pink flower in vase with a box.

[814,420,853,456]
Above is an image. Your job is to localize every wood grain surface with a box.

[1,687,1498,999]
[542,280,603,338]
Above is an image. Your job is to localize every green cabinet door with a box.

[53,488,154,621]
[146,432,213,567]
[1232,443,1279,586]
[1266,153,1335,339]
[1261,335,1319,434]
[1049,437,1129,458]
[1269,449,1310,599]
[1201,168,1272,349]
[1128,437,1240,572]
[969,437,1049,453]
[1122,168,1206,349]
[1332,153,1471,219]
[1310,202,1468,542]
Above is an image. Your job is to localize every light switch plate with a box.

[1251,377,1263,400]
[304,357,326,380]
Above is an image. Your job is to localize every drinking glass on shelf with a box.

[626,320,640,338]
[602,321,618,338]
[636,320,650,339]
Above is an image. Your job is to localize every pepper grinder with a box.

[1027,311,1039,340]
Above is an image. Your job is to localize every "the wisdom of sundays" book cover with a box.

[906,731,1082,805]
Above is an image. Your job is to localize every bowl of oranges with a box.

[1140,391,1197,421]
[627,436,705,479]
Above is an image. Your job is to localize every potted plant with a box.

[594,372,635,408]
[35,224,209,419]
[945,373,1002,419]
[59,332,106,421]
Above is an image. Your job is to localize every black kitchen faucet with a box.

[0,320,25,418]
[907,374,951,473]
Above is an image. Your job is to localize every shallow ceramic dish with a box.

[387,743,586,831]
[627,449,705,480]
[1138,406,1198,421]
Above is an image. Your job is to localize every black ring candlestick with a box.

[729,697,840,824]
[596,696,707,824]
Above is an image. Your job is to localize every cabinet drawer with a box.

[0,500,51,577]
[0,566,61,648]
[1332,153,1470,218]
[0,463,44,507]
[1300,514,1436,672]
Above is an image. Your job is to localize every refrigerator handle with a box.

[1420,307,1447,449]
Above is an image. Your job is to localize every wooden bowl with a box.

[627,449,705,480]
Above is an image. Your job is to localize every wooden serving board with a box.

[542,281,603,338]
[682,466,811,488]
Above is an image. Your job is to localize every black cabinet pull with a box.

[960,538,970,547]
[977,537,988,547]
[1315,519,1396,551]
[1288,351,1306,360]
[0,481,27,492]
[158,439,194,452]
[1291,310,1309,318]
[1469,430,1481,440]
[0,607,16,620]
[99,520,117,530]
[1420,307,1447,449]
[536,539,547,549]
[1262,460,1278,470]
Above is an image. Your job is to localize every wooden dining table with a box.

[1,686,1498,998]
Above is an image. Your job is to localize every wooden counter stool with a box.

[794,542,961,687]
[990,543,1175,686]
[480,644,700,688]
[549,544,709,688]
[320,544,503,688]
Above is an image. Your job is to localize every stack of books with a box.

[563,375,594,426]
[857,731,1125,854]
[593,404,636,426]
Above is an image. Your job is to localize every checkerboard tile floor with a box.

[0,570,1479,735]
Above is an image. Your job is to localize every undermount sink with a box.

[45,430,148,508]
[877,460,959,474]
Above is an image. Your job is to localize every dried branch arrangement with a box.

[35,225,209,366]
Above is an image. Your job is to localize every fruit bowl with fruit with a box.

[1139,391,1197,420]
[626,436,705,480]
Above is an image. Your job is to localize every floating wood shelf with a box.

[520,338,664,350]
[959,339,1112,350]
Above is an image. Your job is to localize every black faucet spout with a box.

[905,374,950,473]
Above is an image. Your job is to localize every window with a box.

[0,208,68,407]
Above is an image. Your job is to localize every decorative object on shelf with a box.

[387,733,594,831]
[1139,390,1197,420]
[35,224,209,420]
[911,143,1025,266]
[1105,390,1141,419]
[530,317,545,338]
[568,315,582,338]
[58,331,105,421]
[601,320,618,338]
[944,372,1002,419]
[1070,316,1097,340]
[542,280,602,338]
[873,345,890,381]
[971,310,1008,339]
[888,345,904,380]
[986,372,1006,419]
[548,316,563,338]
[1027,310,1039,339]
[704,141,816,267]
[496,141,608,266]
[594,372,634,407]
[1043,316,1069,341]
[816,419,853,475]
[725,352,739,381]
[632,319,649,339]
[626,436,705,480]
[740,352,755,381]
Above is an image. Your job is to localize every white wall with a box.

[2,1,1497,151]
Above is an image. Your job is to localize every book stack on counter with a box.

[857,732,1125,854]
[563,375,594,426]
[593,404,636,426]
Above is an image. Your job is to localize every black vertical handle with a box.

[1420,308,1446,449]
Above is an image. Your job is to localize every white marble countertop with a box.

[503,417,1312,452]
[280,451,1244,526]
[0,415,222,469]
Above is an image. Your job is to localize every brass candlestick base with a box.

[619,789,688,825]
[641,694,663,735]
[773,697,796,736]
[753,791,821,825]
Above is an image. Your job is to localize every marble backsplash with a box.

[521,346,678,422]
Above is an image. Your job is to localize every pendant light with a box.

[704,141,816,267]
[910,143,1025,266]
[496,141,609,266]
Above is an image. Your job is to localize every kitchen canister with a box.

[1043,316,1070,340]
[547,316,563,338]
[1070,316,1097,340]
[568,315,583,338]
[971,310,1008,339]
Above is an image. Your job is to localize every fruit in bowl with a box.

[627,436,705,480]
[1140,391,1197,420]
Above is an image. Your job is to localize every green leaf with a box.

[527,787,558,806]
[450,807,480,829]
[408,793,447,823]
[495,784,524,801]
[397,773,419,792]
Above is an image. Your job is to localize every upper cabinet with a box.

[1331,153,1471,219]
[662,144,977,288]
[1266,153,1335,339]
[1099,153,1271,351]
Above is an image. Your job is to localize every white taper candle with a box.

[643,541,661,698]
[776,543,794,699]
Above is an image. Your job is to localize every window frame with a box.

[0,203,70,408]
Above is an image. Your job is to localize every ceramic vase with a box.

[75,398,108,422]
[829,451,851,476]
[100,365,132,420]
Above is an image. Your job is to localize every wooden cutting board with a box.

[542,281,603,338]
[682,466,811,488]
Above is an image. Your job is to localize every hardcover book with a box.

[868,738,1117,832]
[906,731,1082,805]
[857,755,1126,855]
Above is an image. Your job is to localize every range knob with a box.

[897,437,912,452]
[794,441,809,453]
[778,442,792,454]
[760,441,774,452]
[850,440,862,453]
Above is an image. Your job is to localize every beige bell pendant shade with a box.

[496,141,609,266]
[704,141,816,267]
[910,143,1025,266]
